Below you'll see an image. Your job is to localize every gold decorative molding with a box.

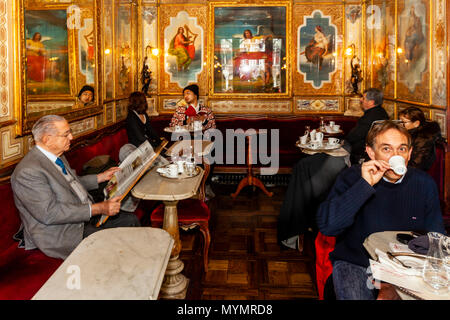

[210,99,292,114]
[0,0,9,119]
[1,126,23,162]
[295,97,342,113]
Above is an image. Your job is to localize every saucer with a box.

[157,165,201,179]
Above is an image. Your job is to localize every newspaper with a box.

[96,140,167,226]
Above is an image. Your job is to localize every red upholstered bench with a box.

[150,115,359,170]
[0,181,63,300]
[0,123,157,299]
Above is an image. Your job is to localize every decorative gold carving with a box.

[210,100,291,114]
[295,97,342,114]
[70,116,95,137]
[0,0,9,119]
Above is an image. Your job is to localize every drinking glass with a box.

[422,232,449,293]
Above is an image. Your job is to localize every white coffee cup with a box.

[329,121,335,127]
[389,155,407,176]
[300,135,308,145]
[328,137,340,146]
[332,124,340,132]
[310,129,316,141]
[309,141,320,149]
[176,160,186,174]
[315,132,324,143]
[167,164,178,177]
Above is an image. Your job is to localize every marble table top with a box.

[131,166,204,201]
[33,227,173,300]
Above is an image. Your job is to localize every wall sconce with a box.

[347,44,362,95]
[145,44,159,58]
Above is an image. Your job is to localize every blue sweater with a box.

[316,165,446,268]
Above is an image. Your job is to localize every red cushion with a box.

[0,246,62,300]
[151,199,210,222]
[315,232,336,300]
[0,183,22,253]
[66,128,128,175]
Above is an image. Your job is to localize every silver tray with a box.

[296,140,343,152]
[156,165,201,179]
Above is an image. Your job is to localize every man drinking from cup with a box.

[316,120,446,300]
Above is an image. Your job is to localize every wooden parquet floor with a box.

[179,183,319,300]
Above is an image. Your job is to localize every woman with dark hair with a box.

[125,91,161,148]
[399,106,443,171]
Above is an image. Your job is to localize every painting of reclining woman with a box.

[25,10,70,96]
[298,10,337,90]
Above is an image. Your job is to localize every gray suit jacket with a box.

[11,147,98,259]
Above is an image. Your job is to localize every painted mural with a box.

[298,10,337,89]
[25,10,70,96]
[213,5,287,94]
[397,1,428,93]
[164,11,203,88]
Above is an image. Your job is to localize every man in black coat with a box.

[344,88,389,164]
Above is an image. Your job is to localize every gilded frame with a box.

[208,1,292,99]
[16,0,102,136]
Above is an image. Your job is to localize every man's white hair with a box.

[32,115,66,143]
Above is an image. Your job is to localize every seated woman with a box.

[77,85,95,107]
[398,107,443,171]
[125,91,162,149]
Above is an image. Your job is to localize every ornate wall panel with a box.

[432,109,447,138]
[293,4,343,96]
[140,5,158,94]
[294,97,341,113]
[70,116,95,137]
[396,0,430,104]
[115,98,128,121]
[344,4,362,95]
[0,0,9,119]
[159,95,206,114]
[159,4,207,95]
[210,100,291,114]
[381,100,395,119]
[431,0,447,107]
[369,0,396,98]
[1,127,23,162]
